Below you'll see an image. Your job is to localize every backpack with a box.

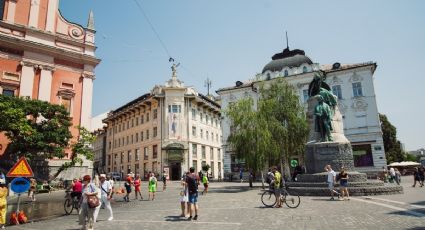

[187,175,198,194]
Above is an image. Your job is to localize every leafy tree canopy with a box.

[0,95,72,159]
[379,113,406,163]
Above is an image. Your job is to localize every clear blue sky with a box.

[59,0,425,151]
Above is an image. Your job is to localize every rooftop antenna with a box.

[286,31,289,49]
[204,77,212,96]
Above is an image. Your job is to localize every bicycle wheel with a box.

[282,190,300,208]
[261,190,277,207]
[64,199,74,215]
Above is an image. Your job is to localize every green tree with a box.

[226,79,309,176]
[53,126,96,178]
[379,114,405,163]
[0,95,72,159]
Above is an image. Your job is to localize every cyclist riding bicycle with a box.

[70,178,82,201]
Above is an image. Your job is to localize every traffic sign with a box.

[290,159,298,168]
[7,157,34,177]
[10,177,30,194]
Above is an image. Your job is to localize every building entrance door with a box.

[170,162,181,180]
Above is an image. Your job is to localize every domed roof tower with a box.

[262,47,313,73]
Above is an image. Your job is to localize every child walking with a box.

[148,172,157,201]
[124,178,132,202]
[202,174,209,195]
[134,175,143,200]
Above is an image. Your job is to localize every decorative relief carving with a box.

[68,27,84,40]
[349,72,363,82]
[351,99,368,112]
[81,73,95,80]
[330,76,343,85]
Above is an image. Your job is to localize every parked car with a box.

[108,172,122,181]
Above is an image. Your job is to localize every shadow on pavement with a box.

[411,200,425,206]
[164,215,189,222]
[387,208,425,218]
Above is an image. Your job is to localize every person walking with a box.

[394,168,401,185]
[325,165,340,200]
[79,175,98,230]
[0,178,7,229]
[389,167,396,183]
[93,175,102,223]
[99,174,113,221]
[124,177,132,202]
[28,178,37,202]
[162,171,167,191]
[180,172,189,217]
[148,172,157,201]
[419,167,425,187]
[134,175,143,200]
[239,168,243,183]
[249,170,254,188]
[186,167,200,220]
[201,173,209,195]
[338,167,349,201]
[412,168,421,187]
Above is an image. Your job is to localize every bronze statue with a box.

[308,72,337,142]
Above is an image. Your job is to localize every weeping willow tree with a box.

[226,78,309,177]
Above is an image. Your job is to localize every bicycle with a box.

[261,185,300,208]
[64,191,80,215]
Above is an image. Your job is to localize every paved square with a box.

[6,179,425,230]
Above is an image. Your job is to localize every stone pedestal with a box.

[305,141,354,174]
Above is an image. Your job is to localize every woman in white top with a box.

[93,175,102,223]
[79,175,99,230]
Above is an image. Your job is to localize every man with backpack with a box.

[186,167,200,220]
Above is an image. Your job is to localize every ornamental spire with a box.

[87,10,95,31]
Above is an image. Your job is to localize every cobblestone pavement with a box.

[6,177,425,230]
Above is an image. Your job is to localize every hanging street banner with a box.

[7,157,34,178]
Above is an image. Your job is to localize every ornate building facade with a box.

[103,67,223,180]
[0,0,100,174]
[217,46,386,175]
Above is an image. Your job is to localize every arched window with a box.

[284,70,289,77]
[302,66,308,73]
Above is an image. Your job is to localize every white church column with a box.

[45,0,58,32]
[28,0,40,28]
[38,66,54,101]
[6,0,17,23]
[19,62,36,98]
[80,73,94,130]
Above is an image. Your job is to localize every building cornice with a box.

[0,30,100,67]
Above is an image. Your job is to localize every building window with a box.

[146,130,150,139]
[352,82,363,97]
[108,155,111,165]
[131,119,134,127]
[0,0,5,20]
[153,145,158,159]
[192,126,196,137]
[131,135,134,144]
[302,66,308,73]
[144,147,149,160]
[120,152,124,163]
[61,97,72,114]
[200,113,203,122]
[284,70,289,77]
[153,109,158,119]
[141,115,144,124]
[218,149,221,160]
[153,127,157,137]
[141,132,144,141]
[192,160,197,172]
[303,89,309,102]
[126,136,129,145]
[200,129,203,139]
[128,150,132,161]
[168,105,181,113]
[136,133,139,142]
[136,117,139,126]
[118,139,121,147]
[206,131,209,140]
[210,147,214,160]
[108,141,111,150]
[2,89,15,96]
[192,144,197,158]
[332,85,343,100]
[192,109,196,120]
[206,115,209,125]
[135,149,140,161]
[135,163,140,174]
[114,154,117,165]
[127,121,130,129]
[127,165,131,174]
[118,124,121,132]
[202,146,206,159]
[216,134,219,142]
[146,113,150,122]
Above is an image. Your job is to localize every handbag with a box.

[87,184,100,208]
[87,194,100,208]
